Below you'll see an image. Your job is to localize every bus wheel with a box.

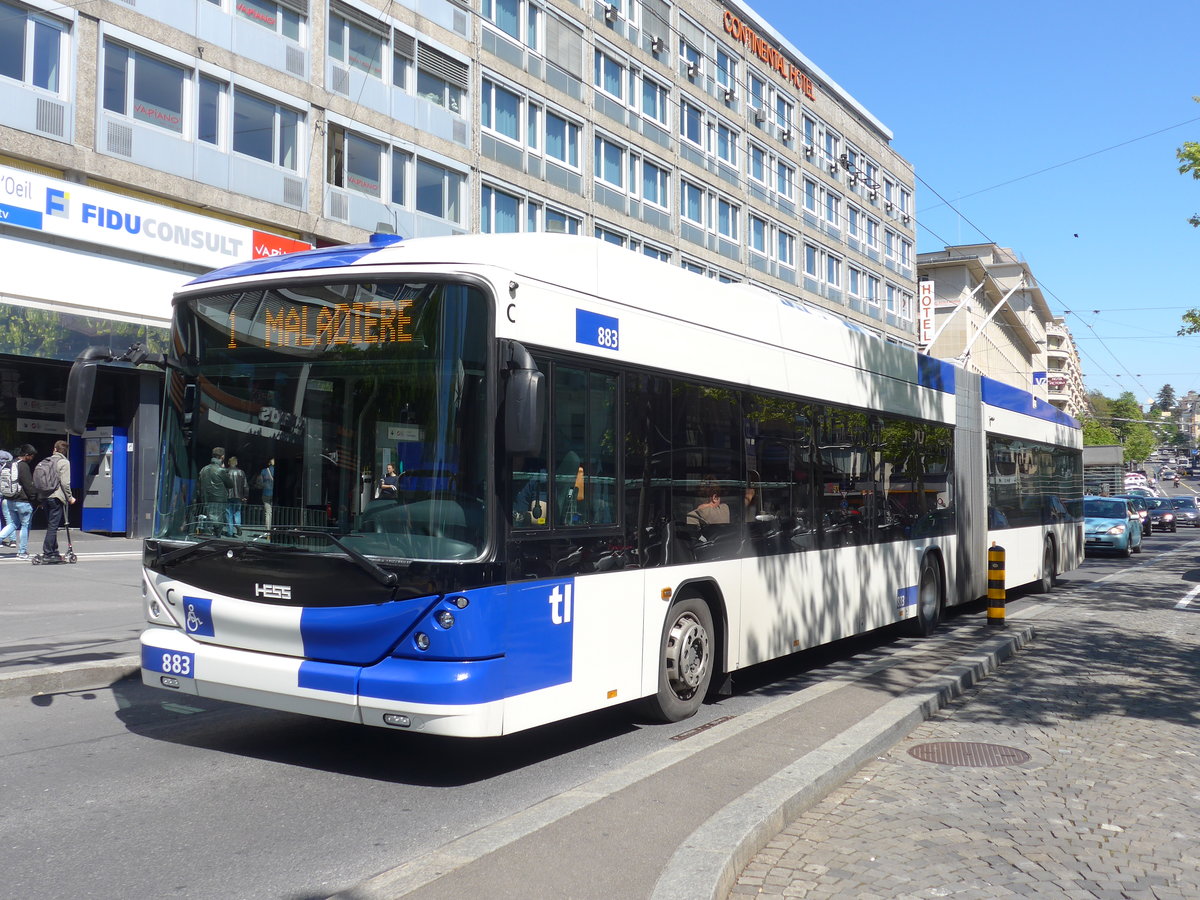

[642,597,714,723]
[904,555,942,638]
[1035,538,1056,594]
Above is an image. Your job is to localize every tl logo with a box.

[548,584,573,625]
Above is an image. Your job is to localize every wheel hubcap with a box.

[665,612,710,697]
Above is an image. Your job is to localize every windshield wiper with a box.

[265,527,399,588]
[153,537,242,567]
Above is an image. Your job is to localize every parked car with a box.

[1144,498,1177,532]
[1114,495,1153,536]
[1083,496,1143,557]
[1168,495,1200,527]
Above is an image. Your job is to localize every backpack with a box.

[0,461,19,500]
[32,456,61,501]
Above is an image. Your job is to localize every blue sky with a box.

[746,0,1200,410]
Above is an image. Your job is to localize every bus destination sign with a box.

[228,298,415,350]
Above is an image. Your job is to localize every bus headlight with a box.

[414,632,430,651]
[436,610,455,629]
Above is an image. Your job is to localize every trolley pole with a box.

[987,542,1006,629]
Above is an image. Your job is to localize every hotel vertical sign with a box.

[918,281,936,349]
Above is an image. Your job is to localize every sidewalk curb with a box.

[649,623,1036,900]
[0,655,140,700]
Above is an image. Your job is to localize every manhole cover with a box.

[908,741,1031,767]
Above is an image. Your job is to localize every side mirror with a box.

[65,347,112,436]
[505,367,544,455]
[503,341,544,456]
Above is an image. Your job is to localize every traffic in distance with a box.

[1084,456,1199,559]
[64,233,1084,738]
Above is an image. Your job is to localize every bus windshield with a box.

[155,278,491,561]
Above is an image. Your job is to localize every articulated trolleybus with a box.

[68,234,1082,737]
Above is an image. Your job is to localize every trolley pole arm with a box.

[955,280,1023,367]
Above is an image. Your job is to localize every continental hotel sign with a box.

[723,11,816,101]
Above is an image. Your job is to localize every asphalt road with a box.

[2,526,1195,900]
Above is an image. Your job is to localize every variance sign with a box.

[0,164,310,269]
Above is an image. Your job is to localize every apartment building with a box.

[0,0,917,533]
[916,243,1068,402]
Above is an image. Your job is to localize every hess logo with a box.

[255,583,292,600]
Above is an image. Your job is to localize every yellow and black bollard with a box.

[987,542,1006,629]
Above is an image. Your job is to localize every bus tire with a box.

[642,597,715,723]
[1035,538,1056,594]
[903,554,942,638]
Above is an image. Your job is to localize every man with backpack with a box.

[0,445,36,559]
[35,440,74,562]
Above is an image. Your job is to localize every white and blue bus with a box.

[68,234,1083,736]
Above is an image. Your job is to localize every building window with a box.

[594,47,625,100]
[848,206,860,238]
[481,185,522,233]
[0,1,66,93]
[776,160,794,199]
[775,94,792,132]
[717,197,738,240]
[103,43,186,134]
[237,0,303,41]
[329,12,384,79]
[391,148,410,205]
[233,89,300,169]
[545,206,581,234]
[749,143,766,184]
[343,132,383,196]
[197,75,224,145]
[749,215,767,254]
[716,121,737,166]
[416,49,466,114]
[416,158,464,223]
[716,47,736,92]
[680,98,701,145]
[823,127,840,165]
[748,71,765,110]
[594,134,625,188]
[640,75,668,125]
[681,180,703,225]
[777,230,795,268]
[483,0,521,41]
[825,191,840,227]
[803,178,817,213]
[804,244,818,277]
[865,217,878,249]
[545,110,580,167]
[642,159,669,209]
[679,37,701,80]
[482,78,521,142]
[826,254,841,288]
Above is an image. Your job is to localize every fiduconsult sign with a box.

[0,164,310,269]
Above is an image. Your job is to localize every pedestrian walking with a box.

[37,440,74,561]
[198,447,232,536]
[225,455,248,537]
[257,458,276,529]
[0,445,36,558]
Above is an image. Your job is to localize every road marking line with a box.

[1175,584,1200,610]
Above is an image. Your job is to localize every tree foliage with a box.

[1081,418,1119,446]
[1178,98,1200,333]
[1123,423,1157,464]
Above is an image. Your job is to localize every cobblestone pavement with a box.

[730,559,1200,899]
